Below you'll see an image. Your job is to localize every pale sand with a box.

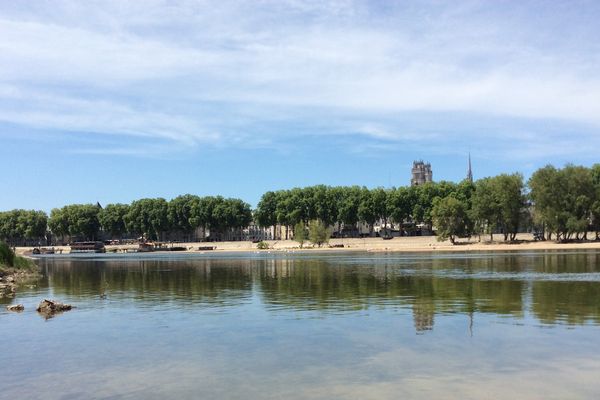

[14,233,600,256]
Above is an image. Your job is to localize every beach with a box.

[15,234,600,256]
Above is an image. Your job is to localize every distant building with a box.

[411,160,433,186]
[466,153,473,183]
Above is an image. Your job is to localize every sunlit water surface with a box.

[2,250,600,399]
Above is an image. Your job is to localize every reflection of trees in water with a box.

[37,252,600,328]
[532,281,600,325]
[39,258,256,308]
[412,297,435,333]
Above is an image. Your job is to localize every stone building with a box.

[411,160,433,186]
[467,153,473,183]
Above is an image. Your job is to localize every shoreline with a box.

[14,234,600,256]
[0,259,41,299]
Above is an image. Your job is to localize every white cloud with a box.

[0,0,599,158]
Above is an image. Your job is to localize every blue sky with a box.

[1,0,600,211]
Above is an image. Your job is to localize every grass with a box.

[0,241,37,276]
[13,255,37,270]
[0,258,39,288]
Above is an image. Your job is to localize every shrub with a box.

[308,220,331,247]
[0,241,15,267]
[293,222,307,248]
[256,241,270,250]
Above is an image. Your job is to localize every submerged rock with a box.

[36,299,73,318]
[6,304,24,312]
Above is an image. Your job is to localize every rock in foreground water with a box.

[6,304,24,312]
[36,299,72,317]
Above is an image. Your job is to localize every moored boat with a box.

[70,241,106,253]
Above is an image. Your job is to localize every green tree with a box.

[49,204,100,241]
[0,210,47,244]
[308,220,331,247]
[495,174,526,241]
[125,198,170,240]
[471,177,498,241]
[590,164,600,240]
[168,195,201,237]
[472,174,525,241]
[337,186,362,236]
[293,222,307,248]
[99,203,129,238]
[255,191,280,228]
[372,187,390,232]
[358,188,378,236]
[22,210,48,240]
[388,187,412,235]
[66,204,101,240]
[432,195,470,244]
[411,181,457,228]
[209,197,253,240]
[190,196,219,239]
[48,207,69,242]
[529,165,594,241]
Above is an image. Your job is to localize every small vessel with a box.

[137,242,156,252]
[70,241,106,253]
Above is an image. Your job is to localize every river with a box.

[2,250,600,399]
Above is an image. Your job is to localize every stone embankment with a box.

[0,267,40,299]
[0,274,17,297]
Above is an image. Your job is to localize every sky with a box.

[1,0,600,211]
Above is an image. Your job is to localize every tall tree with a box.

[471,177,499,241]
[432,195,470,244]
[472,174,525,241]
[337,186,362,235]
[358,188,377,236]
[255,191,280,228]
[99,204,130,238]
[388,187,412,235]
[495,174,526,241]
[529,164,594,241]
[48,207,69,242]
[591,164,600,240]
[293,221,307,248]
[371,188,390,233]
[49,204,100,241]
[308,220,331,247]
[168,195,201,236]
[66,204,102,240]
[125,198,170,240]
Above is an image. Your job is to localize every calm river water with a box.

[2,251,600,399]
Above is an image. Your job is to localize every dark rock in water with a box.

[6,304,24,312]
[36,299,73,318]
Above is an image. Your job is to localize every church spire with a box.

[467,153,473,183]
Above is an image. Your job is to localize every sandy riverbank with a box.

[14,234,600,256]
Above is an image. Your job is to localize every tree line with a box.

[1,163,599,245]
[0,195,252,244]
[255,164,600,243]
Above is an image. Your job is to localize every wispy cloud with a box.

[1,0,599,158]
